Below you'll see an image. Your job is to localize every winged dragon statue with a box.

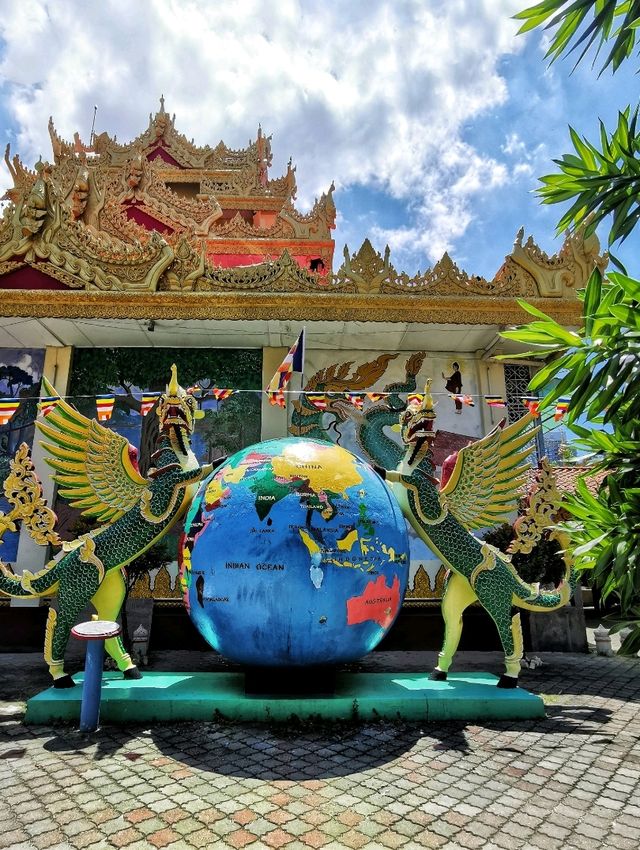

[381,381,575,687]
[0,365,209,688]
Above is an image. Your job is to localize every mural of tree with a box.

[0,351,44,472]
[0,365,34,397]
[199,393,262,463]
[69,347,262,474]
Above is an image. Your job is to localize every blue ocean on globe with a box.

[180,438,410,666]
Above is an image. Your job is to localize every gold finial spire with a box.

[422,379,437,419]
[168,363,179,396]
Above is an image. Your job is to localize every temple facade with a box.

[0,101,604,626]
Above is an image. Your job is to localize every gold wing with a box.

[37,377,147,523]
[440,412,537,531]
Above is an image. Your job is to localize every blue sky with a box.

[0,0,637,279]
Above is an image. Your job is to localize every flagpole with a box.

[300,326,306,397]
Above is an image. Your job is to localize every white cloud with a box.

[13,352,39,381]
[0,0,526,271]
[501,132,549,190]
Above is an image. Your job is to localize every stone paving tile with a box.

[2,651,640,850]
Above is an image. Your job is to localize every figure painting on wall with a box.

[442,362,462,413]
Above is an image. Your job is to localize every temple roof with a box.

[12,99,336,270]
[0,100,606,326]
[47,97,299,201]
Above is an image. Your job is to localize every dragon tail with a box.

[512,531,576,613]
[0,558,62,598]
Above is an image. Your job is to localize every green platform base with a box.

[24,671,545,724]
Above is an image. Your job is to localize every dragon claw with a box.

[429,669,448,681]
[123,666,142,680]
[497,675,518,689]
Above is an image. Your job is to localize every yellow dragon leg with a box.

[504,612,524,679]
[435,571,477,674]
[91,568,135,673]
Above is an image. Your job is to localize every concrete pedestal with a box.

[25,670,545,724]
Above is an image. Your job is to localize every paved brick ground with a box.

[1,650,639,850]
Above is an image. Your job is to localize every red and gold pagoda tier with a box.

[10,96,335,276]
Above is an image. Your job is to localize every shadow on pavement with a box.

[0,700,615,780]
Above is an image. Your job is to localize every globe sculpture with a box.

[180,438,410,667]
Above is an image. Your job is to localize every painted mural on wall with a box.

[64,347,262,598]
[289,350,489,604]
[0,348,45,562]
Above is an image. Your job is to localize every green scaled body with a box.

[0,366,206,686]
[384,382,575,686]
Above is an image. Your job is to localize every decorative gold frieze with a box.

[0,288,584,325]
[191,250,340,294]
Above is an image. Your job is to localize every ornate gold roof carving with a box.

[40,100,334,238]
[210,211,294,240]
[279,184,336,240]
[0,160,597,316]
[0,162,173,291]
[0,154,601,301]
[510,225,608,297]
[0,102,605,321]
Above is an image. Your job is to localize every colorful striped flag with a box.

[485,395,506,408]
[554,396,570,421]
[38,396,60,418]
[0,398,20,425]
[407,393,423,406]
[452,394,475,407]
[347,393,365,410]
[266,330,305,407]
[366,392,385,403]
[522,396,540,417]
[186,385,204,398]
[211,388,236,402]
[306,393,327,411]
[140,392,161,416]
[96,394,115,422]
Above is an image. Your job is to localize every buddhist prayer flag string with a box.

[210,388,236,402]
[407,393,423,406]
[522,396,540,417]
[140,393,161,416]
[0,398,20,425]
[347,393,365,410]
[266,329,305,407]
[366,392,385,402]
[554,397,570,421]
[484,395,506,408]
[451,394,474,407]
[38,396,60,417]
[307,393,327,410]
[95,394,115,422]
